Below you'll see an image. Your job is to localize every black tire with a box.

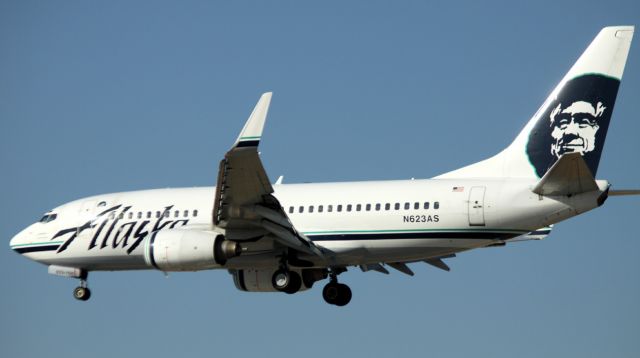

[334,283,352,307]
[322,282,340,305]
[283,271,302,294]
[73,287,91,301]
[272,269,291,291]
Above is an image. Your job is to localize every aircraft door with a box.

[468,186,486,226]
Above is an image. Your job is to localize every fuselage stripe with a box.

[307,231,521,241]
[12,245,61,254]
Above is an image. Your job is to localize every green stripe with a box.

[10,241,63,248]
[239,136,261,140]
[303,228,528,235]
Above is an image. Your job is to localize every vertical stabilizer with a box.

[437,26,634,179]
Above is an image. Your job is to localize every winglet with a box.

[233,92,272,148]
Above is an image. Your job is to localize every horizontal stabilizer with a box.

[510,225,553,242]
[609,189,640,196]
[532,153,598,196]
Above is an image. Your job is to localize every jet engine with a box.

[144,230,240,271]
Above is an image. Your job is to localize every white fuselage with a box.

[9,178,607,271]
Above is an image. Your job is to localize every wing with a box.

[212,93,324,257]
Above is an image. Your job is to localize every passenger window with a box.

[309,206,314,213]
[174,210,179,218]
[289,206,294,214]
[424,202,429,209]
[347,204,352,212]
[147,211,152,219]
[137,212,142,219]
[109,212,116,220]
[375,203,381,211]
[434,202,440,209]
[164,211,170,218]
[328,205,333,212]
[337,205,343,212]
[366,204,371,211]
[404,202,410,210]
[394,203,400,210]
[156,211,160,218]
[414,202,419,210]
[319,205,324,213]
[356,204,361,211]
[193,210,198,217]
[299,206,304,213]
[118,213,124,220]
[128,212,133,219]
[385,203,390,210]
[184,210,189,217]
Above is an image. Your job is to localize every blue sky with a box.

[1,1,639,357]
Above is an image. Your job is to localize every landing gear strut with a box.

[73,271,91,301]
[322,269,351,306]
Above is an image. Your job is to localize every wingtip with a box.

[233,93,273,148]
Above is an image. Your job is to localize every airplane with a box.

[9,26,638,306]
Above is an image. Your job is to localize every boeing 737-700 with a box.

[10,26,638,306]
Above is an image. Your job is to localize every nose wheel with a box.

[73,272,91,301]
[73,286,91,301]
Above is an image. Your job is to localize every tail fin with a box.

[437,26,634,179]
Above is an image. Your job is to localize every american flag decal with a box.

[452,186,464,192]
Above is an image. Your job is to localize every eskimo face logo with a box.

[526,74,620,178]
[549,100,605,157]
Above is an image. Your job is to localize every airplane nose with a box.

[9,226,31,253]
[10,232,22,251]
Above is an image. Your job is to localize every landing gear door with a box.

[468,186,486,226]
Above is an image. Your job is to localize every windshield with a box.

[39,213,58,223]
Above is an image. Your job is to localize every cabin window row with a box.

[108,209,199,220]
[288,202,440,214]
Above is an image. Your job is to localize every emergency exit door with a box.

[468,186,486,226]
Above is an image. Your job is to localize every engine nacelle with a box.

[144,230,240,271]
[231,268,327,292]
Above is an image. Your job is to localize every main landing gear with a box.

[322,269,351,306]
[73,271,91,301]
[271,265,352,306]
[272,268,302,294]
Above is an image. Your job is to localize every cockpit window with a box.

[39,213,58,223]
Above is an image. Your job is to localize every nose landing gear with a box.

[73,271,91,301]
